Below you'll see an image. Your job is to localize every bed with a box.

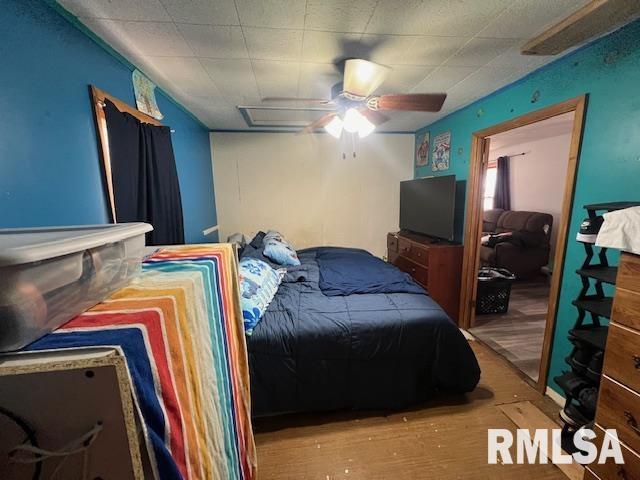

[245,246,481,417]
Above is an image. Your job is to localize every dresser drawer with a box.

[398,237,412,256]
[604,323,640,392]
[406,243,429,266]
[596,376,640,453]
[392,256,429,286]
[387,234,398,254]
[397,238,429,266]
[613,287,640,331]
[591,425,640,480]
[618,253,640,293]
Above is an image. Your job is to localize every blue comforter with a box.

[246,247,481,416]
[316,247,425,296]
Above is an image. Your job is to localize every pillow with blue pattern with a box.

[262,230,301,267]
[239,257,284,335]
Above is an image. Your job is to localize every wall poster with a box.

[415,131,430,167]
[432,131,451,171]
[132,69,163,120]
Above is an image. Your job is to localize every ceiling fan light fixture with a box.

[343,107,373,134]
[358,120,376,138]
[343,59,390,98]
[324,115,343,138]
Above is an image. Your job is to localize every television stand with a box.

[387,231,463,323]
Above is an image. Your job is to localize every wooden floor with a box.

[469,279,550,381]
[253,342,567,480]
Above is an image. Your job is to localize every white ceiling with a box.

[57,0,591,131]
[489,111,575,150]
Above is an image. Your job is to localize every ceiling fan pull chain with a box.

[351,132,357,158]
[341,130,347,159]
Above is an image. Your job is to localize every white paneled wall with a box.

[489,132,572,265]
[210,133,414,257]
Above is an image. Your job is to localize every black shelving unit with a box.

[555,201,640,452]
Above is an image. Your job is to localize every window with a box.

[483,165,497,210]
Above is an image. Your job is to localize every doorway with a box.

[458,96,587,392]
[469,111,575,382]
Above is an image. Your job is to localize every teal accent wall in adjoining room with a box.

[0,0,218,243]
[414,19,640,395]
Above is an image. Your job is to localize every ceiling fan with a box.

[263,59,446,138]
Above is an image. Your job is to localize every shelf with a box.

[576,266,618,285]
[569,326,608,351]
[572,297,613,318]
[554,371,590,397]
[583,201,640,212]
[563,356,601,384]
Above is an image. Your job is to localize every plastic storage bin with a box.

[0,223,153,352]
[475,267,517,315]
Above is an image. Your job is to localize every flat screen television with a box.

[399,175,456,241]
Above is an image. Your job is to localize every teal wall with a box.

[0,0,218,243]
[414,20,640,394]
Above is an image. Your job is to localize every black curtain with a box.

[103,99,184,245]
[494,155,511,210]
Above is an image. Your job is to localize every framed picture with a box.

[432,131,451,171]
[415,131,430,167]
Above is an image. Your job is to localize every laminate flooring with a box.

[469,278,550,381]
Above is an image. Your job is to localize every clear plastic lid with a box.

[0,223,153,266]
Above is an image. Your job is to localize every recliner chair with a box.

[480,209,553,279]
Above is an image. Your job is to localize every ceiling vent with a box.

[238,105,335,129]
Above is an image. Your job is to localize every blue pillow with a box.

[239,257,284,335]
[262,231,301,267]
[240,243,278,268]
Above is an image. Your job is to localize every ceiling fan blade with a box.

[368,93,447,112]
[262,97,333,104]
[359,108,390,126]
[343,59,390,98]
[297,112,338,135]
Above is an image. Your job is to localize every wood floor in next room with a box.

[469,279,550,381]
[253,342,568,480]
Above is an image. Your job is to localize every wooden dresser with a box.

[387,231,463,323]
[586,252,640,480]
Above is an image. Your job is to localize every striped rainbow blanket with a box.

[25,244,256,480]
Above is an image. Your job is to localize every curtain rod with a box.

[96,100,175,133]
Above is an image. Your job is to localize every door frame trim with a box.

[459,95,588,392]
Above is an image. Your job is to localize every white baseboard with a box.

[545,386,565,407]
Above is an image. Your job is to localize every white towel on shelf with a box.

[596,206,640,254]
